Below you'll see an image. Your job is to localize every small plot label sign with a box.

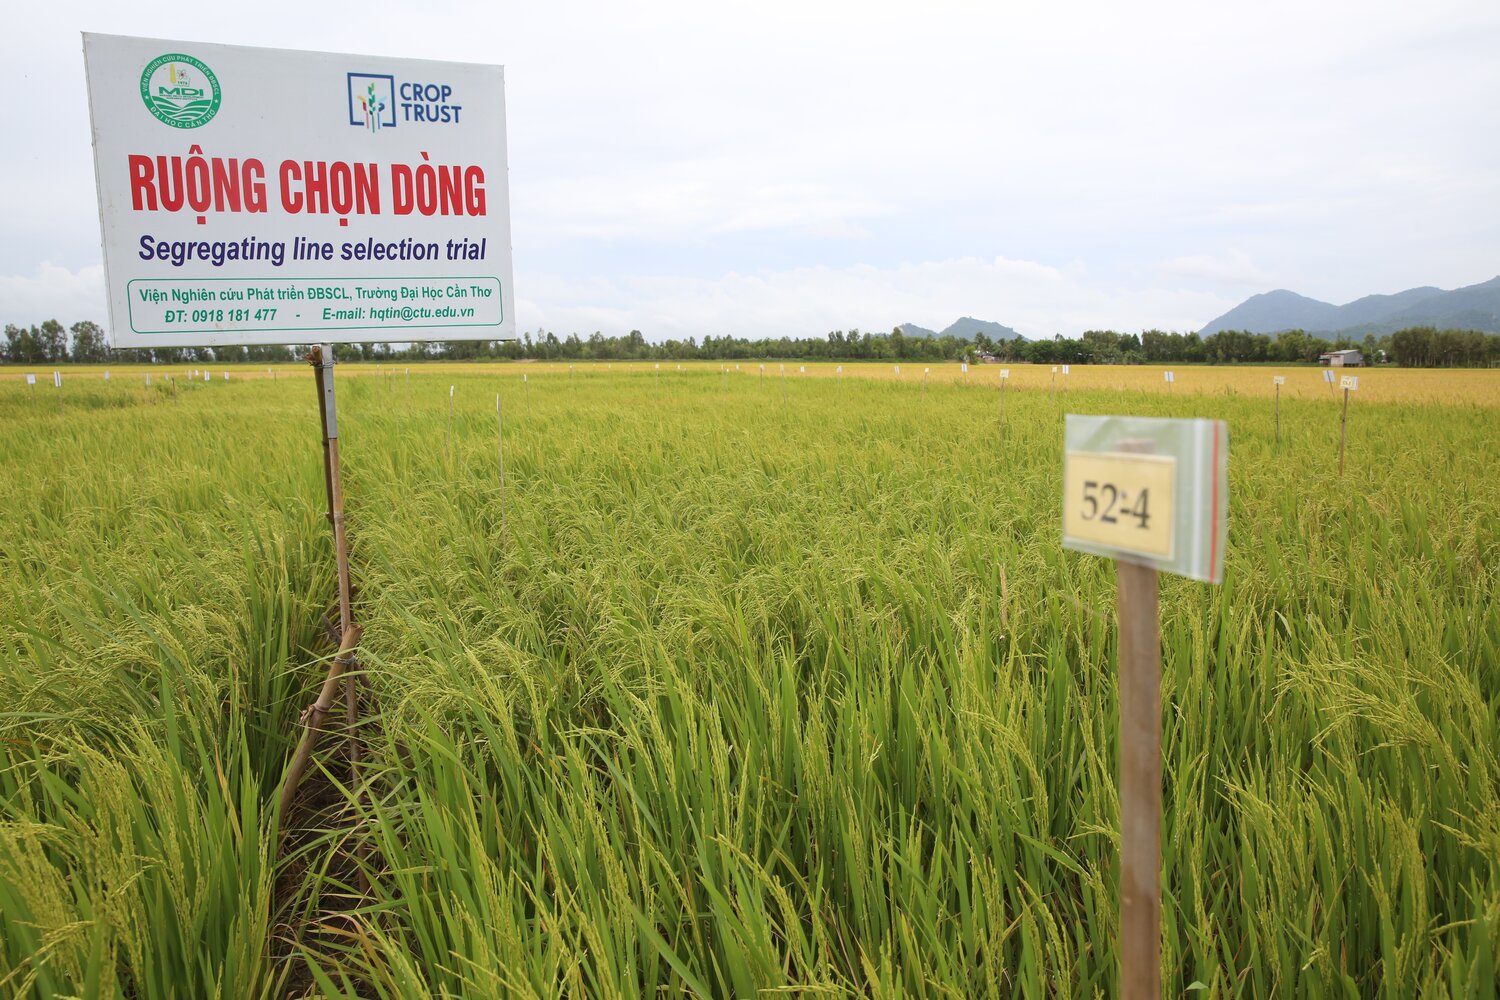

[1062,414,1228,583]
[1273,376,1286,385]
[1340,375,1359,391]
[1063,452,1176,560]
[26,374,37,385]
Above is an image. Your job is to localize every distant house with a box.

[1319,349,1364,367]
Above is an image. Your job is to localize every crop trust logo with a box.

[139,53,221,129]
[347,73,396,132]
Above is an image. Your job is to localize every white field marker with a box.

[1273,376,1285,445]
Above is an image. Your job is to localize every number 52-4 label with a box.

[1063,452,1177,560]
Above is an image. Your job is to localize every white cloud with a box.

[3,0,1497,336]
[1161,250,1276,288]
[517,256,1236,340]
[0,264,107,327]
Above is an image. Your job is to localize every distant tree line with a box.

[5,319,1498,367]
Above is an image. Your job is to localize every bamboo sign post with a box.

[1061,414,1228,999]
[1163,371,1175,391]
[1051,365,1058,398]
[83,36,520,848]
[279,345,360,827]
[1323,368,1336,396]
[1338,375,1358,476]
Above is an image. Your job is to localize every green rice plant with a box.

[1,365,1496,997]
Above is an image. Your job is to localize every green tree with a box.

[69,321,109,363]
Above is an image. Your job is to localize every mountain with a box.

[897,323,939,339]
[1199,290,1341,335]
[1200,276,1500,336]
[937,317,1026,341]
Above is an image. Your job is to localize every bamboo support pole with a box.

[277,347,362,839]
[277,623,362,831]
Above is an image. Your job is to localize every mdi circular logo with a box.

[139,53,221,128]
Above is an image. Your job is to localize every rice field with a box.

[1,362,1497,998]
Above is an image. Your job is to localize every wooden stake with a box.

[1338,386,1349,477]
[999,374,1007,446]
[496,393,508,540]
[1114,438,1161,1000]
[1275,383,1281,447]
[280,346,360,839]
[277,623,361,832]
[446,385,455,463]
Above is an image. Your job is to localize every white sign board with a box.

[1062,365,1071,375]
[26,374,36,385]
[1340,375,1359,391]
[53,371,62,387]
[1273,375,1286,385]
[1323,370,1336,382]
[961,362,968,373]
[1000,369,1010,379]
[83,33,515,348]
[1062,414,1228,583]
[1163,371,1174,383]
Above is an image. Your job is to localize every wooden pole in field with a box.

[446,384,455,463]
[1275,381,1281,446]
[1114,438,1161,1000]
[496,393,507,540]
[1338,385,1350,477]
[279,346,360,834]
[999,372,1007,445]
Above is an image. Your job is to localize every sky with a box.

[3,0,1497,341]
